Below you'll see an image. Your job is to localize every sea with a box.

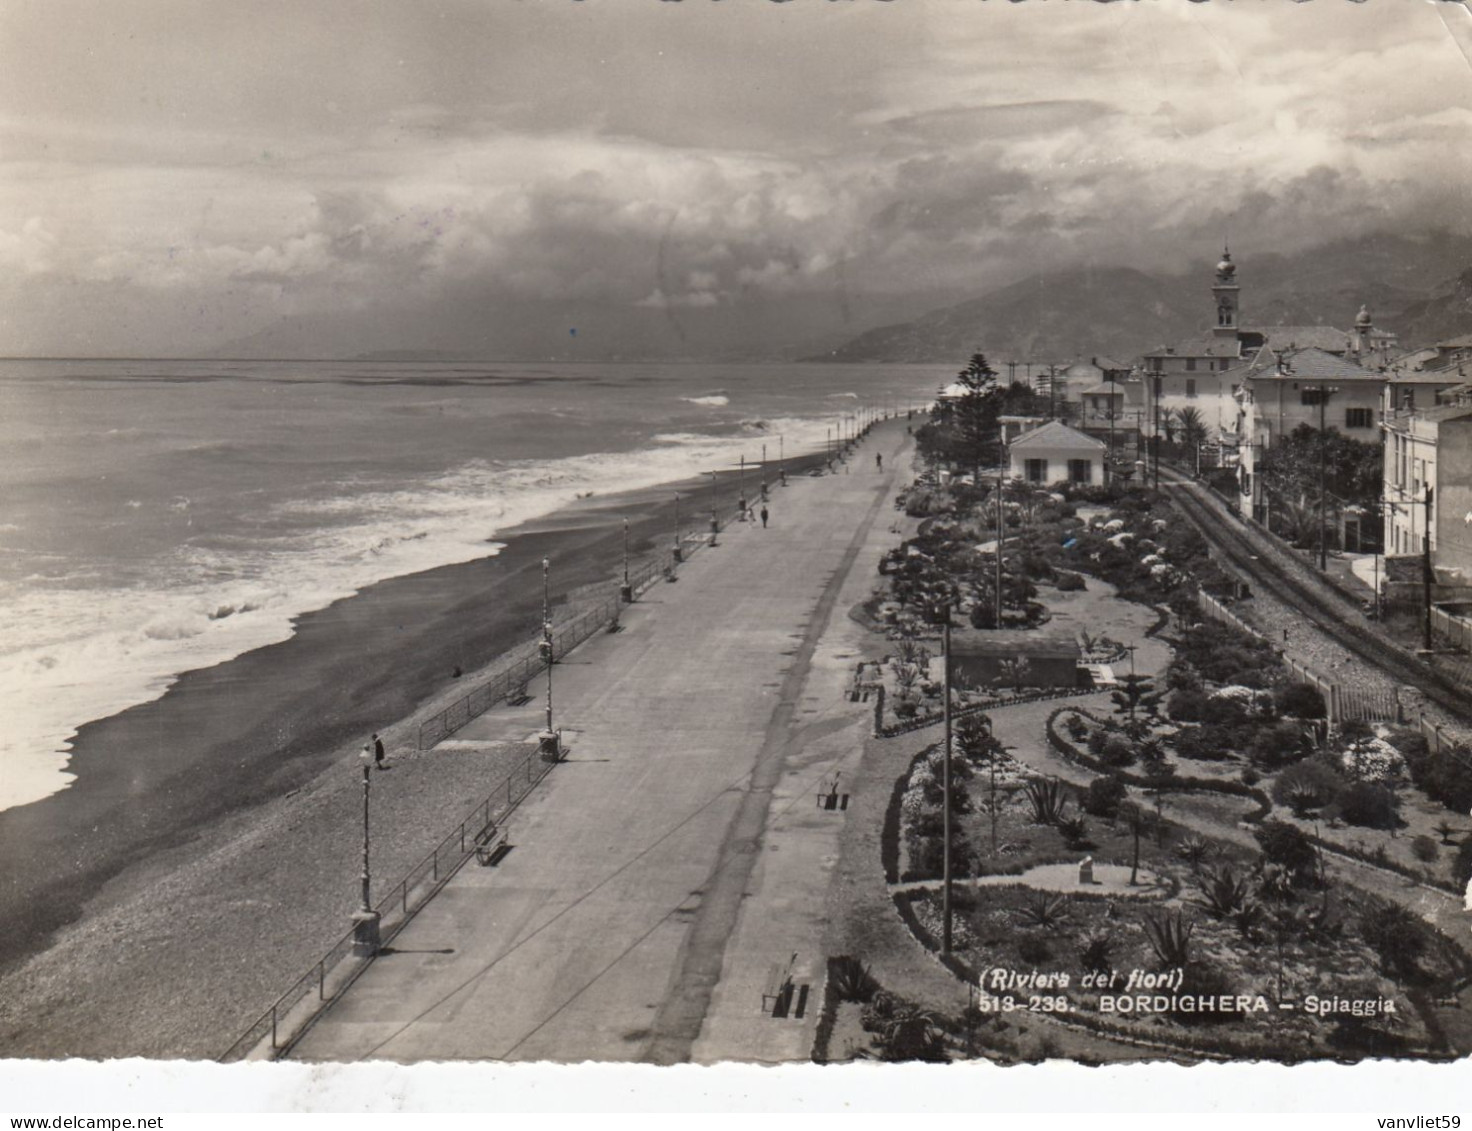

[0,358,951,811]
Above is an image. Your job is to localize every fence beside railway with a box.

[1430,606,1472,652]
[1195,591,1400,726]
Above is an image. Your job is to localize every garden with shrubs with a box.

[856,461,1472,1061]
[885,714,1470,1059]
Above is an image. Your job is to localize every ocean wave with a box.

[0,410,844,811]
[682,392,729,407]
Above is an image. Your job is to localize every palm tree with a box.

[1178,406,1208,474]
[1159,407,1180,446]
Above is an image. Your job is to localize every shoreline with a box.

[0,445,835,978]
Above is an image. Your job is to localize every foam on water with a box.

[0,415,836,811]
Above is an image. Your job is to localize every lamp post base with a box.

[538,728,562,763]
[620,583,633,604]
[351,908,381,958]
[672,545,683,562]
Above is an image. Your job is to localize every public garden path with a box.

[290,424,913,1065]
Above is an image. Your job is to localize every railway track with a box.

[1157,466,1472,730]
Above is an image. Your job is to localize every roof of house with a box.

[1405,403,1472,427]
[1255,325,1352,352]
[1092,355,1133,373]
[951,629,1081,657]
[1080,381,1125,396]
[1008,420,1106,450]
[1248,346,1382,382]
[1143,336,1243,359]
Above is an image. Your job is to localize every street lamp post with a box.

[538,557,560,761]
[351,745,380,957]
[779,434,786,486]
[709,470,719,545]
[761,443,768,501]
[673,493,682,562]
[738,455,747,520]
[620,518,633,603]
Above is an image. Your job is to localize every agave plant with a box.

[1232,899,1266,942]
[829,955,881,1004]
[1056,815,1091,850]
[1189,865,1253,920]
[1015,891,1071,932]
[1024,777,1069,825]
[1285,782,1325,818]
[1141,909,1194,968]
[1175,836,1211,872]
[1078,931,1113,974]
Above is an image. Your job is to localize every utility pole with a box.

[1315,385,1339,571]
[940,606,953,956]
[995,430,1005,628]
[1424,485,1435,651]
[1151,373,1161,490]
[1106,371,1116,487]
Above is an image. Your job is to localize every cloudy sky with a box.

[2,0,1471,358]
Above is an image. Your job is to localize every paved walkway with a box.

[290,426,911,1064]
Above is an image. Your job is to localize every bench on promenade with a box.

[507,684,531,706]
[816,776,849,811]
[474,822,509,866]
[761,964,793,1015]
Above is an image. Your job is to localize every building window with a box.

[1025,458,1048,484]
[1186,357,1197,372]
[1345,407,1373,429]
[1068,459,1092,484]
[1301,388,1327,406]
[1185,379,1197,398]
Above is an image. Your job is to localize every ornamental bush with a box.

[1274,681,1326,720]
[1082,775,1129,819]
[1253,819,1317,880]
[1334,781,1400,831]
[1167,688,1209,723]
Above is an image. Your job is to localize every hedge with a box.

[1045,706,1273,822]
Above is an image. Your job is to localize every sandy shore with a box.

[0,447,827,1057]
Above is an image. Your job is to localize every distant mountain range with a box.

[804,231,1472,365]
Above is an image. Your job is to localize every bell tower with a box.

[1212,246,1240,341]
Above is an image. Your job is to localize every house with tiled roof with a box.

[1139,250,1388,446]
[1234,346,1387,523]
[1006,420,1106,486]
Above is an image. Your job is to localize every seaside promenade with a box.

[290,423,912,1064]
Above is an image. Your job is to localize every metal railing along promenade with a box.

[219,748,554,1062]
[415,508,752,750]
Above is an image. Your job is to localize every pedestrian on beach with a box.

[372,732,385,770]
[875,453,883,472]
[760,504,769,528]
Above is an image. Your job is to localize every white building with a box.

[1007,421,1106,486]
[1235,346,1387,523]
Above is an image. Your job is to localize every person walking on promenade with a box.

[760,504,769,528]
[875,452,883,472]
[372,732,386,770]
